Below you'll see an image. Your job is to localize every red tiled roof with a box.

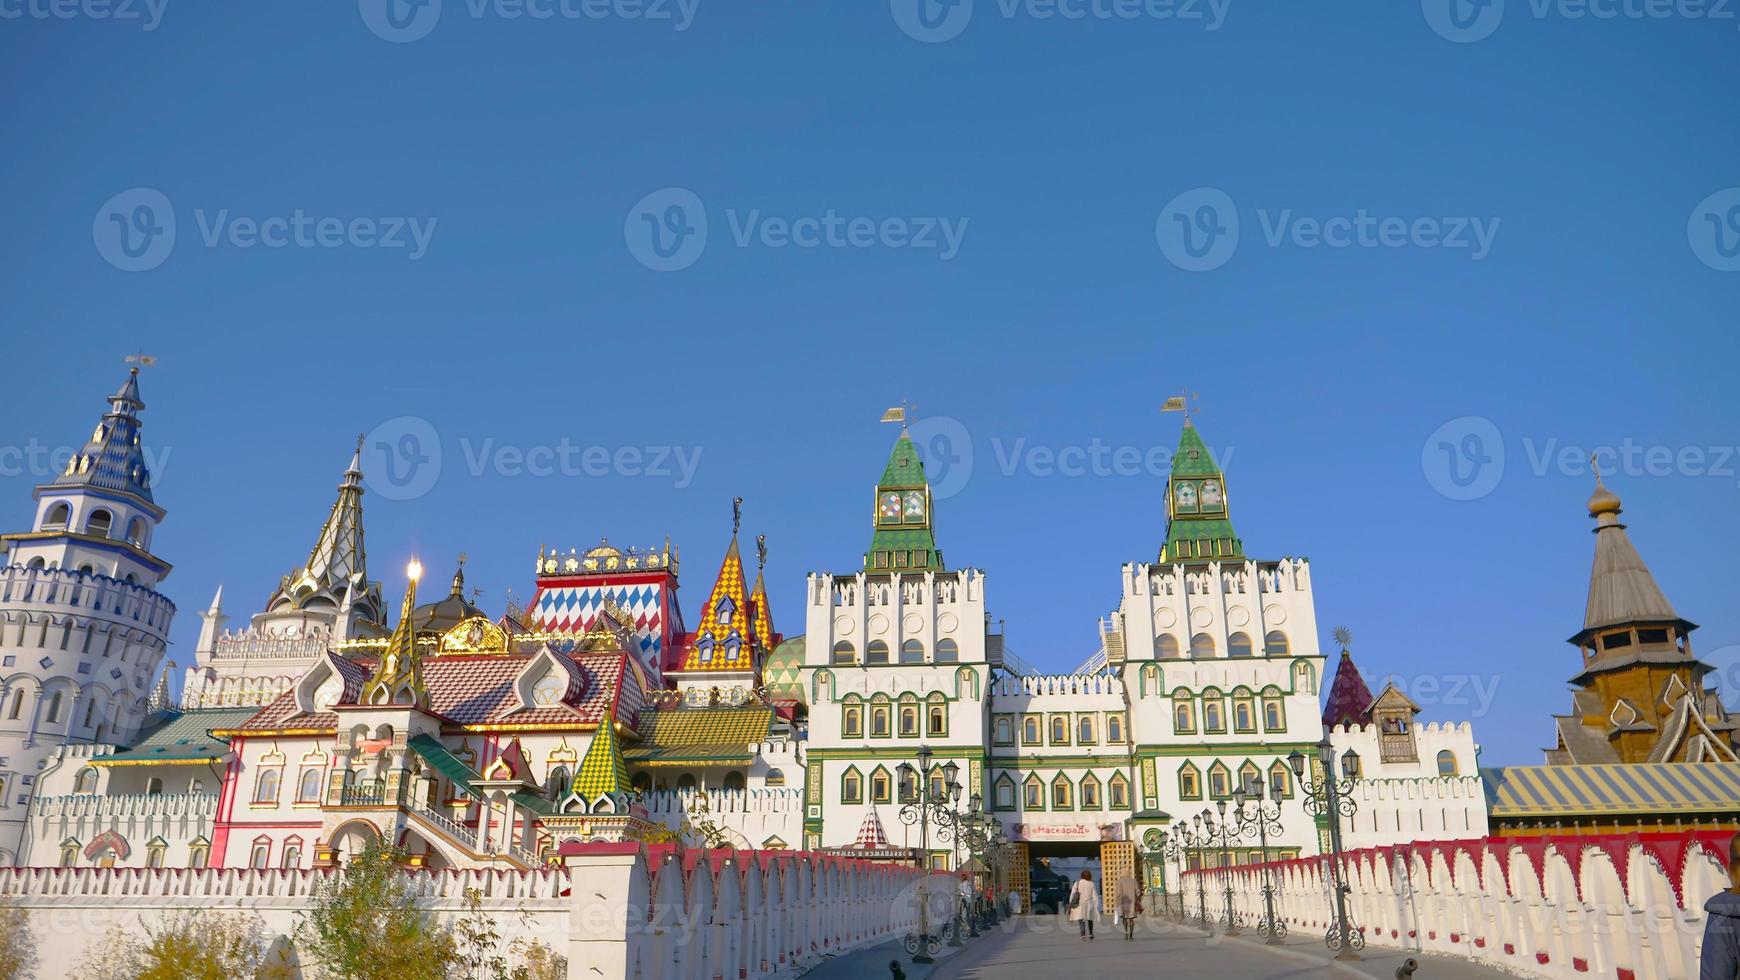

[236,649,628,732]
[1322,651,1376,728]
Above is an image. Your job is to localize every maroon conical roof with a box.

[1322,650,1375,728]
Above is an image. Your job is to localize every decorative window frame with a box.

[1079,773,1102,810]
[1105,713,1125,744]
[1048,714,1071,746]
[841,766,864,804]
[1178,763,1202,800]
[992,714,1015,746]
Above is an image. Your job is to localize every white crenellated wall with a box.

[1185,830,1733,980]
[0,843,925,980]
[637,787,805,849]
[1328,721,1489,848]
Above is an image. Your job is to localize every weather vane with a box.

[1161,390,1200,422]
[1332,625,1354,652]
[756,533,767,572]
[732,496,743,535]
[124,352,158,369]
[880,400,916,427]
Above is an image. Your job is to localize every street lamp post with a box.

[897,746,963,964]
[1230,780,1287,944]
[1158,828,1192,922]
[1289,739,1364,961]
[1189,814,1212,929]
[1203,801,1241,936]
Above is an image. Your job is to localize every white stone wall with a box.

[1329,721,1489,849]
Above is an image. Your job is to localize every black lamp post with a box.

[1202,801,1241,935]
[1189,814,1212,929]
[1289,739,1363,960]
[897,746,963,964]
[1157,827,1193,922]
[1230,779,1287,944]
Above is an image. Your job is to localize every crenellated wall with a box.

[1181,830,1733,980]
[1328,721,1489,848]
[0,843,925,980]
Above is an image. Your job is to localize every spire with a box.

[677,503,757,674]
[267,439,379,622]
[750,533,775,652]
[1322,627,1375,728]
[573,719,629,798]
[362,561,429,707]
[1159,418,1242,563]
[194,585,228,663]
[48,368,156,504]
[866,429,942,571]
[1579,471,1685,635]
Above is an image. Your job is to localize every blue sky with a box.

[1,1,1736,765]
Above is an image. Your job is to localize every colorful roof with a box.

[91,708,257,766]
[866,430,942,571]
[235,649,630,733]
[622,705,773,766]
[267,441,380,624]
[675,537,757,673]
[763,636,807,704]
[1159,421,1243,563]
[750,570,775,652]
[1483,763,1740,819]
[1322,650,1376,728]
[574,721,630,797]
[854,808,891,849]
[362,569,430,708]
[47,369,158,506]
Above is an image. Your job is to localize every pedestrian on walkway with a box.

[1069,870,1099,941]
[1702,833,1740,979]
[1115,870,1140,940]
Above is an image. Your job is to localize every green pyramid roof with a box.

[1160,421,1243,563]
[865,429,943,572]
[574,721,629,798]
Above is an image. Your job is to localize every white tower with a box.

[0,369,176,864]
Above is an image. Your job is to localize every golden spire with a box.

[363,560,428,707]
[1587,453,1622,523]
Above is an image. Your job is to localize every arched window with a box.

[1262,692,1285,731]
[83,699,97,728]
[281,842,303,869]
[1232,692,1256,732]
[1238,762,1261,796]
[44,503,70,529]
[865,640,890,665]
[187,840,210,868]
[842,770,863,804]
[677,774,697,790]
[696,635,716,663]
[547,766,571,800]
[126,517,149,547]
[1178,764,1201,800]
[715,597,734,626]
[1079,774,1102,810]
[45,692,62,724]
[59,839,80,868]
[764,768,785,787]
[249,841,270,869]
[1436,750,1459,777]
[870,767,891,804]
[723,771,746,792]
[841,703,863,737]
[253,770,279,804]
[1050,775,1073,810]
[85,509,113,537]
[935,638,959,663]
[1292,659,1315,694]
[146,839,167,869]
[1207,764,1230,799]
[1050,716,1069,744]
[1268,762,1291,799]
[831,641,856,665]
[1108,773,1130,809]
[1189,633,1216,658]
[1228,633,1253,658]
[870,703,890,736]
[6,690,22,720]
[900,639,924,664]
[1023,775,1044,809]
[1106,714,1125,743]
[1077,715,1096,744]
[899,703,919,736]
[1022,715,1041,744]
[74,768,98,794]
[1155,634,1180,659]
[927,703,948,737]
[1203,698,1224,733]
[994,716,1013,744]
[1172,693,1195,734]
[994,775,1015,810]
[1265,631,1290,657]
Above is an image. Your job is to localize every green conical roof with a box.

[865,430,943,572]
[1160,421,1243,563]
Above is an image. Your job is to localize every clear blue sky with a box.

[1,3,1736,766]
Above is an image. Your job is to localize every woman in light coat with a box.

[1114,872,1140,940]
[1068,870,1100,941]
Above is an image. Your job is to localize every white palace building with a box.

[0,371,1484,904]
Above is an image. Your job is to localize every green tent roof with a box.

[91,708,257,766]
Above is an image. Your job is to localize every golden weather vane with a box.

[124,352,158,368]
[880,399,917,426]
[1160,390,1201,422]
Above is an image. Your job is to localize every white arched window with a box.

[1264,631,1290,657]
[125,517,149,547]
[1155,634,1180,659]
[1189,633,1216,658]
[45,692,63,724]
[43,503,70,529]
[85,509,113,537]
[1228,633,1253,658]
[831,641,856,665]
[866,640,890,665]
[74,768,99,794]
[1436,750,1459,777]
[935,639,959,663]
[901,639,924,664]
[298,769,324,803]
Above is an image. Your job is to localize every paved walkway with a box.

[800,914,1519,980]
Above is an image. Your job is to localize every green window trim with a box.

[992,715,1015,746]
[1107,774,1130,809]
[1076,714,1097,745]
[1079,775,1102,810]
[1106,713,1126,744]
[1048,714,1071,746]
[1207,763,1232,799]
[870,705,892,738]
[1050,775,1073,811]
[1178,764,1202,800]
[870,765,892,804]
[842,767,864,804]
[1021,714,1043,745]
[841,704,863,738]
[1203,701,1226,734]
[1023,776,1045,811]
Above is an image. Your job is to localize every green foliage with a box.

[0,900,34,980]
[76,912,289,980]
[293,839,457,980]
[451,888,568,980]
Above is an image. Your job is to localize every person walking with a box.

[1069,870,1100,942]
[1702,833,1740,979]
[1115,869,1141,940]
